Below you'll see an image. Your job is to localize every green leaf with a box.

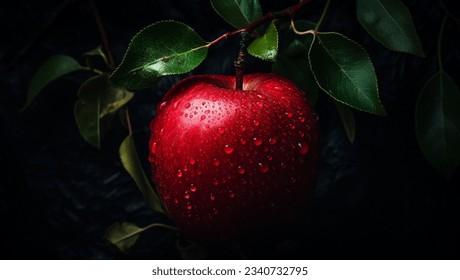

[104,222,178,253]
[248,21,279,61]
[22,55,81,111]
[83,45,109,67]
[74,74,134,149]
[120,134,164,213]
[356,0,425,57]
[272,50,319,105]
[110,21,209,91]
[210,0,262,28]
[104,222,143,253]
[415,71,460,178]
[309,32,386,116]
[334,101,356,143]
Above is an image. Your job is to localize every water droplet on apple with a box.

[213,178,219,186]
[298,142,310,154]
[177,170,183,178]
[213,159,220,167]
[228,191,235,198]
[237,166,245,174]
[286,112,293,118]
[256,101,263,108]
[190,184,197,192]
[223,145,234,154]
[173,101,180,109]
[186,204,192,210]
[240,125,246,131]
[189,158,196,165]
[185,103,191,109]
[274,86,283,91]
[210,194,216,201]
[258,163,269,173]
[213,208,219,215]
[159,102,167,111]
[253,120,260,126]
[253,137,263,146]
[256,94,265,99]
[149,141,157,154]
[299,116,305,123]
[174,199,179,204]
[290,124,296,130]
[217,127,225,134]
[299,131,305,138]
[240,138,247,145]
[269,136,278,145]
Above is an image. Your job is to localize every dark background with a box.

[1,0,459,259]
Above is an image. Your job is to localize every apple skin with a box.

[148,73,319,241]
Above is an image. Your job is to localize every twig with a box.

[89,0,115,69]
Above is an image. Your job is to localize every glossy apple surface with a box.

[148,73,319,241]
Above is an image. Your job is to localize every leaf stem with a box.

[437,15,448,72]
[438,0,460,25]
[125,107,133,135]
[315,0,332,31]
[290,18,318,36]
[89,0,115,69]
[80,66,104,75]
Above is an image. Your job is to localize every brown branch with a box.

[207,0,314,47]
[89,0,115,69]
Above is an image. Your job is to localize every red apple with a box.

[148,73,319,241]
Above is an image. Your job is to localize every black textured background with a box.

[1,0,460,259]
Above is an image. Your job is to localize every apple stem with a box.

[234,31,249,90]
